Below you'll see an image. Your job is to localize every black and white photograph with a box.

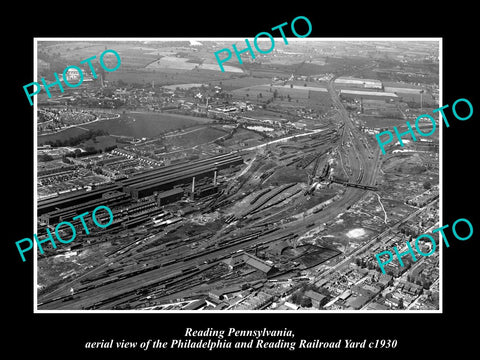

[6,6,478,357]
[33,38,441,313]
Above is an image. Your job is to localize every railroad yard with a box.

[36,40,440,311]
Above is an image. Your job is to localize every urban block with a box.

[214,16,312,72]
[375,217,474,274]
[23,49,121,106]
[375,97,473,155]
[15,205,114,262]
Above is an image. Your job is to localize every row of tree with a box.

[42,129,109,148]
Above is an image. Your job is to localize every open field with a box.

[38,112,213,143]
[146,56,199,70]
[38,126,89,145]
[232,83,327,100]
[108,68,234,86]
[39,42,160,69]
[84,112,212,138]
[164,126,228,147]
[210,77,273,90]
[198,63,243,73]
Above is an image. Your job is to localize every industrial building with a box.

[38,154,244,215]
[156,188,184,206]
[334,77,383,89]
[339,89,398,101]
[126,165,217,200]
[38,184,122,215]
[224,251,278,277]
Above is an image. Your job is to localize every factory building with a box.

[224,251,278,277]
[339,89,398,101]
[156,188,184,206]
[334,77,383,89]
[38,184,123,216]
[38,153,244,215]
[126,166,217,200]
[41,191,129,225]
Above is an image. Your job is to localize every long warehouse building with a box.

[38,184,122,216]
[126,165,216,199]
[38,154,244,215]
[120,153,243,188]
[123,156,244,200]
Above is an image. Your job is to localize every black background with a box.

[5,4,477,358]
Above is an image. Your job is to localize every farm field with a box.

[39,42,161,69]
[146,55,243,73]
[146,56,199,70]
[231,83,328,101]
[108,68,234,86]
[198,63,243,73]
[210,77,273,90]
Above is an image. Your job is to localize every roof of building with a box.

[225,252,274,274]
[340,89,398,97]
[183,299,206,310]
[304,290,327,303]
[244,255,273,273]
[346,295,370,310]
[339,290,352,300]
[365,302,389,311]
[379,273,393,284]
[363,284,382,294]
[209,289,224,297]
[335,77,382,86]
[213,303,228,310]
[157,188,184,198]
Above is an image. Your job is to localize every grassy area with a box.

[164,126,228,147]
[82,113,206,138]
[81,135,117,151]
[38,112,214,144]
[38,126,89,145]
[108,68,234,86]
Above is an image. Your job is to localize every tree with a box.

[290,291,302,305]
[39,154,54,162]
[300,297,312,308]
[423,181,432,190]
[398,298,404,309]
